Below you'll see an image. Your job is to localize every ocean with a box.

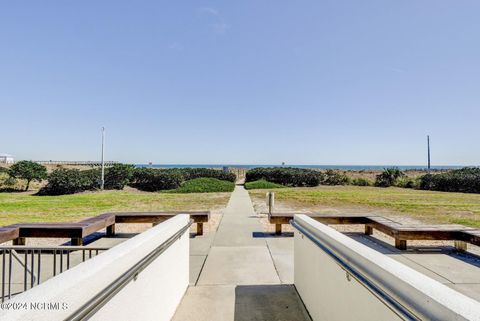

[135,164,467,170]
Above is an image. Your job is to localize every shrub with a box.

[395,176,419,189]
[419,168,480,193]
[129,167,236,192]
[39,168,99,195]
[178,168,236,182]
[244,179,285,190]
[419,173,434,190]
[130,168,182,191]
[167,178,235,193]
[246,167,322,187]
[351,178,373,186]
[8,161,47,191]
[3,176,18,187]
[104,164,135,190]
[0,173,19,192]
[321,170,351,185]
[375,168,405,187]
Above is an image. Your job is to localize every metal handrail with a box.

[67,219,192,321]
[290,219,419,321]
[10,249,36,285]
[0,246,111,251]
[0,246,111,302]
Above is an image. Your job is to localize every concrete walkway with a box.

[172,186,310,321]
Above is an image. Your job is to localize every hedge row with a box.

[245,167,416,189]
[129,168,183,191]
[39,164,135,195]
[129,168,236,191]
[419,168,480,193]
[104,164,135,189]
[34,164,480,195]
[245,167,322,187]
[39,168,100,195]
[175,168,236,182]
[39,166,236,195]
[167,178,235,193]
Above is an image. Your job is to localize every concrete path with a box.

[172,186,310,321]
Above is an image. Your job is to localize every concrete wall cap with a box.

[294,214,480,321]
[0,214,190,320]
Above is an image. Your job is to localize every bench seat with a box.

[0,211,211,246]
[7,221,109,245]
[269,212,480,251]
[111,211,209,235]
[0,227,19,244]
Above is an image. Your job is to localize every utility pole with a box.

[101,127,105,190]
[427,135,431,171]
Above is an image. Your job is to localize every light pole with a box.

[101,127,105,190]
[427,135,431,171]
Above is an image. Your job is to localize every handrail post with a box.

[266,192,275,216]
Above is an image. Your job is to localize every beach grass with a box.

[248,186,480,227]
[0,189,231,225]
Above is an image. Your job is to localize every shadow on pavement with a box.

[234,284,311,321]
[252,232,294,238]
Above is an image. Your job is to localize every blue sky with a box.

[1,1,479,165]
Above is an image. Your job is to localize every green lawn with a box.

[249,186,480,227]
[0,189,231,226]
[244,180,285,190]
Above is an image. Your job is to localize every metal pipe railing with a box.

[0,246,110,302]
[290,219,419,321]
[67,219,192,321]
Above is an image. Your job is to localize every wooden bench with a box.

[269,213,370,234]
[457,230,480,248]
[0,227,19,244]
[270,213,480,251]
[0,211,210,246]
[2,213,116,246]
[383,224,475,250]
[8,223,97,246]
[79,213,116,237]
[111,211,210,236]
[7,217,113,246]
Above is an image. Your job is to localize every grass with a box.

[245,179,285,190]
[249,185,480,227]
[0,189,231,226]
[167,178,235,193]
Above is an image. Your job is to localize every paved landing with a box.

[172,186,309,321]
[174,187,480,320]
[349,233,480,302]
[197,246,279,285]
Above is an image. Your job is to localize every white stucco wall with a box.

[0,215,190,321]
[0,156,14,164]
[294,215,480,321]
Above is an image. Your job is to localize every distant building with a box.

[0,154,14,164]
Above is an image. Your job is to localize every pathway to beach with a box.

[172,185,311,321]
